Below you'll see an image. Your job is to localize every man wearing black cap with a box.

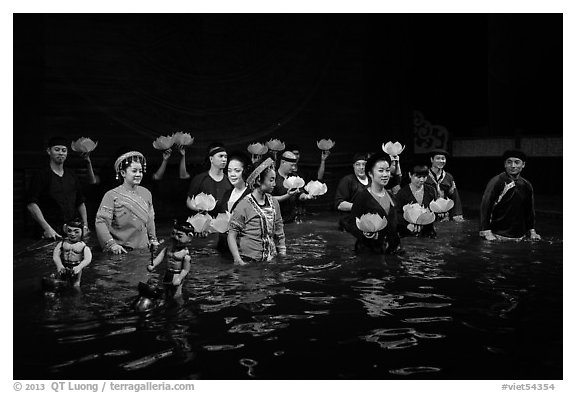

[479,150,541,241]
[26,136,89,239]
[425,149,464,222]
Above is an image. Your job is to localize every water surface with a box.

[13,213,562,379]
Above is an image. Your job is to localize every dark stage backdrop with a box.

[13,14,562,231]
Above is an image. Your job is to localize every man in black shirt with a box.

[26,137,88,239]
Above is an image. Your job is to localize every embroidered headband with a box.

[209,146,227,156]
[114,151,147,174]
[246,157,274,187]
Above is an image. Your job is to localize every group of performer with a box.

[25,135,541,300]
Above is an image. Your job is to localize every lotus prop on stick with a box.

[283,176,305,190]
[266,139,285,152]
[71,137,98,153]
[173,132,194,147]
[187,213,212,233]
[152,135,175,150]
[403,203,436,225]
[356,213,388,233]
[403,203,436,232]
[247,143,269,163]
[247,143,269,155]
[429,198,454,214]
[317,139,336,151]
[189,193,217,212]
[304,180,328,197]
[382,141,405,157]
[209,212,232,234]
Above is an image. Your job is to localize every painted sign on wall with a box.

[413,110,449,154]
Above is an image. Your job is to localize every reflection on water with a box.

[13,213,562,379]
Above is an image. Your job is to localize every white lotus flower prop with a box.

[382,141,405,156]
[403,203,436,225]
[266,139,285,152]
[356,213,388,233]
[304,180,328,196]
[317,139,335,151]
[152,135,175,150]
[209,212,232,234]
[187,213,212,233]
[283,176,305,190]
[189,192,217,212]
[429,198,455,214]
[247,143,269,155]
[173,132,194,146]
[71,137,98,153]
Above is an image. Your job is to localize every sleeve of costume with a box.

[387,173,401,190]
[445,174,462,216]
[95,190,115,249]
[334,176,351,209]
[145,189,157,240]
[26,169,46,205]
[525,180,536,230]
[394,189,411,236]
[450,186,463,217]
[479,176,500,231]
[384,197,401,253]
[228,201,247,233]
[349,191,368,241]
[273,198,286,252]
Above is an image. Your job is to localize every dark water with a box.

[13,213,562,380]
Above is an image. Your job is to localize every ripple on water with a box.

[228,321,289,337]
[401,316,453,323]
[239,358,258,377]
[362,326,445,349]
[388,366,442,376]
[120,349,174,371]
[203,344,245,352]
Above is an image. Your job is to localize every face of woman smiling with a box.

[227,159,245,188]
[121,162,143,187]
[368,160,391,187]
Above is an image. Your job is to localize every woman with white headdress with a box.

[227,156,286,265]
[95,151,159,254]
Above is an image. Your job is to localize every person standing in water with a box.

[228,157,286,264]
[95,151,159,254]
[186,142,232,216]
[395,163,438,238]
[349,152,401,254]
[479,150,541,241]
[425,149,464,221]
[334,153,370,232]
[26,136,89,240]
[216,151,252,253]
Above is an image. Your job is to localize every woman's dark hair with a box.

[365,151,392,176]
[407,162,429,176]
[227,151,250,174]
